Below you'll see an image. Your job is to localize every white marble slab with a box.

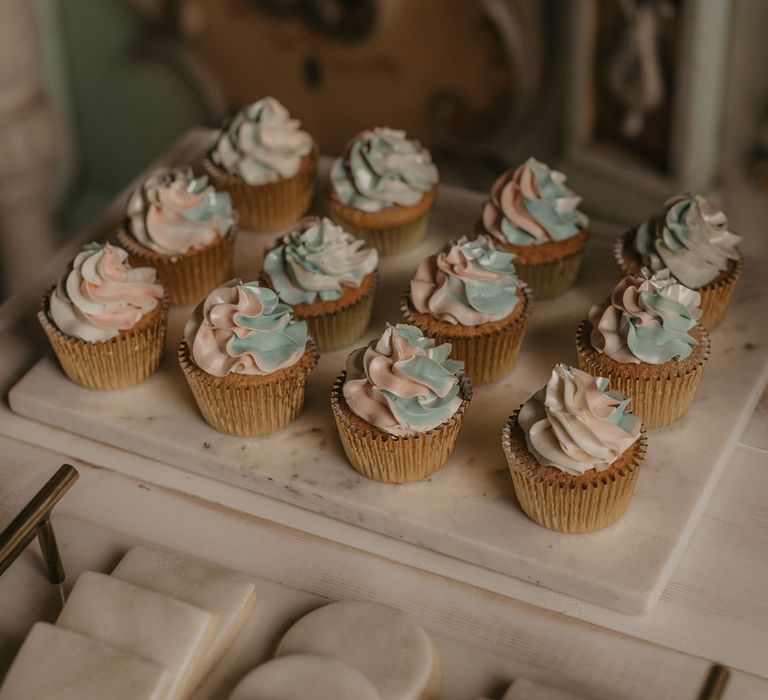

[8,188,768,615]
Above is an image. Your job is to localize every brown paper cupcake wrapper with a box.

[39,290,168,390]
[329,211,432,256]
[330,372,472,483]
[297,276,378,352]
[400,283,533,384]
[178,338,319,436]
[204,152,316,232]
[502,410,647,533]
[613,231,743,330]
[117,227,237,306]
[511,250,584,299]
[575,320,710,429]
[325,187,436,257]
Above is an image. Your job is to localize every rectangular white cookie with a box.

[112,545,256,679]
[57,571,219,700]
[0,622,170,700]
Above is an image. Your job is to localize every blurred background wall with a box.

[1,0,766,296]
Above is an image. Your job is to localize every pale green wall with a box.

[33,0,210,236]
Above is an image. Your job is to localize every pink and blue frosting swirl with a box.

[184,279,308,377]
[633,194,740,288]
[588,268,702,364]
[343,324,463,436]
[410,234,521,326]
[482,158,588,246]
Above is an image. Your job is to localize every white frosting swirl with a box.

[330,128,438,212]
[343,324,463,436]
[263,217,378,305]
[410,235,520,326]
[210,97,313,185]
[518,364,641,475]
[49,243,164,342]
[588,268,702,365]
[183,279,308,377]
[635,194,741,288]
[126,168,235,255]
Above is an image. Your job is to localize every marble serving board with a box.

[8,186,768,615]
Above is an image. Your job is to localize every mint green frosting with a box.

[263,217,378,305]
[628,294,697,363]
[410,234,520,326]
[226,285,307,372]
[330,128,438,213]
[184,279,308,376]
[444,236,520,318]
[588,269,701,365]
[501,158,588,245]
[634,194,741,288]
[380,325,463,429]
[343,323,464,436]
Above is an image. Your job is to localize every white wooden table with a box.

[1,130,767,699]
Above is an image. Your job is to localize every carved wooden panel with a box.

[176,0,542,154]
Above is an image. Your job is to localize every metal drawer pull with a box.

[0,464,79,586]
[698,663,730,700]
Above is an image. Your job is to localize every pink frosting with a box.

[343,325,462,436]
[147,181,219,251]
[184,281,307,377]
[587,269,701,364]
[127,170,234,255]
[519,364,641,475]
[482,162,549,243]
[49,243,164,341]
[410,237,517,325]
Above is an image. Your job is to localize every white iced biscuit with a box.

[229,654,380,700]
[276,601,440,700]
[57,571,219,700]
[503,678,585,700]
[0,622,170,700]
[112,545,256,681]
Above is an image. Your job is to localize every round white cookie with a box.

[228,654,380,700]
[275,601,441,700]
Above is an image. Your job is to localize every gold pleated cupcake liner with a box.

[512,250,584,299]
[400,283,533,384]
[298,277,378,352]
[38,290,168,390]
[502,410,647,533]
[330,372,473,483]
[203,152,317,232]
[178,338,319,437]
[329,211,432,256]
[613,232,743,331]
[575,320,710,429]
[695,258,743,330]
[117,227,237,306]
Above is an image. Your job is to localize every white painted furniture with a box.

[9,151,767,615]
[1,131,767,699]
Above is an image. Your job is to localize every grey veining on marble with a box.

[8,189,768,615]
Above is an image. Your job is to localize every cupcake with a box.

[326,128,438,255]
[479,157,589,298]
[402,234,533,384]
[615,194,742,330]
[118,167,237,305]
[262,216,379,351]
[38,242,167,389]
[331,324,472,483]
[576,268,710,429]
[179,279,318,436]
[502,364,646,533]
[204,97,316,231]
